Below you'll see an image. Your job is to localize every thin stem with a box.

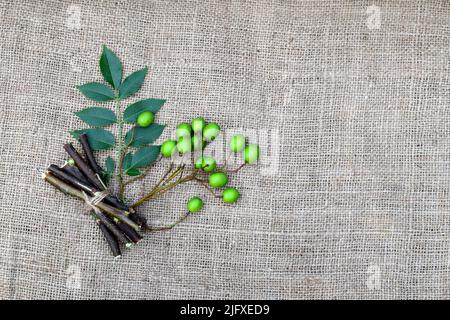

[225,163,246,173]
[132,170,197,208]
[115,94,125,200]
[194,177,221,198]
[146,212,190,232]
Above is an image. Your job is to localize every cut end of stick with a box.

[125,243,133,248]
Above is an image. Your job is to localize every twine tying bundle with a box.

[83,190,110,214]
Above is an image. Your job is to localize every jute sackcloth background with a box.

[1,0,450,299]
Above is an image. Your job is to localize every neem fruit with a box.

[161,140,177,157]
[137,111,155,128]
[244,144,260,164]
[203,122,220,141]
[229,134,245,153]
[191,117,206,133]
[222,187,240,203]
[176,122,193,138]
[187,196,203,213]
[208,172,228,188]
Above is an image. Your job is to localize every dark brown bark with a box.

[115,220,143,243]
[129,213,148,228]
[95,218,121,257]
[94,211,133,248]
[61,165,94,188]
[43,172,141,231]
[79,134,104,175]
[63,143,104,190]
[52,164,130,212]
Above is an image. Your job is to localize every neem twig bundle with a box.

[43,46,260,257]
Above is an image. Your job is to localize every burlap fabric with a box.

[1,0,450,300]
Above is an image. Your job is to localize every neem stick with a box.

[50,164,130,212]
[93,215,122,257]
[79,134,104,176]
[61,165,94,188]
[63,143,104,190]
[93,211,132,248]
[43,172,141,231]
[115,220,143,243]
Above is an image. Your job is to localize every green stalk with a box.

[114,92,125,199]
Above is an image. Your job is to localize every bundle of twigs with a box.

[42,134,146,258]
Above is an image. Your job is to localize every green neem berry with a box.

[161,140,177,158]
[222,187,240,204]
[191,135,205,151]
[208,172,228,188]
[194,156,216,172]
[67,158,76,166]
[244,144,260,164]
[191,117,206,133]
[176,122,193,138]
[177,136,192,154]
[202,156,217,172]
[194,157,203,169]
[203,122,220,141]
[187,196,203,213]
[137,111,155,128]
[230,134,246,153]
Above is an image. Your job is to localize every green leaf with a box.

[74,107,116,127]
[105,156,115,174]
[126,168,141,176]
[99,45,122,89]
[70,128,115,150]
[76,82,115,101]
[102,156,115,186]
[124,124,165,148]
[122,153,141,176]
[130,146,160,169]
[119,67,148,99]
[122,153,133,171]
[123,99,165,123]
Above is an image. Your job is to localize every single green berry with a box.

[137,111,155,128]
[244,144,260,164]
[222,187,240,204]
[67,158,76,166]
[203,122,220,142]
[161,140,177,158]
[187,196,203,213]
[208,172,228,188]
[176,122,193,138]
[194,157,203,169]
[202,156,217,172]
[177,136,192,154]
[230,134,246,153]
[191,117,206,133]
[191,135,205,151]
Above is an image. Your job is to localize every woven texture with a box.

[1,0,450,300]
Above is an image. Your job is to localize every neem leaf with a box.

[122,152,141,176]
[126,168,141,176]
[123,99,165,123]
[74,107,116,127]
[70,128,115,150]
[124,124,165,148]
[99,45,122,89]
[119,67,148,99]
[105,156,115,174]
[76,82,115,101]
[102,156,115,185]
[122,153,133,171]
[130,146,160,169]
